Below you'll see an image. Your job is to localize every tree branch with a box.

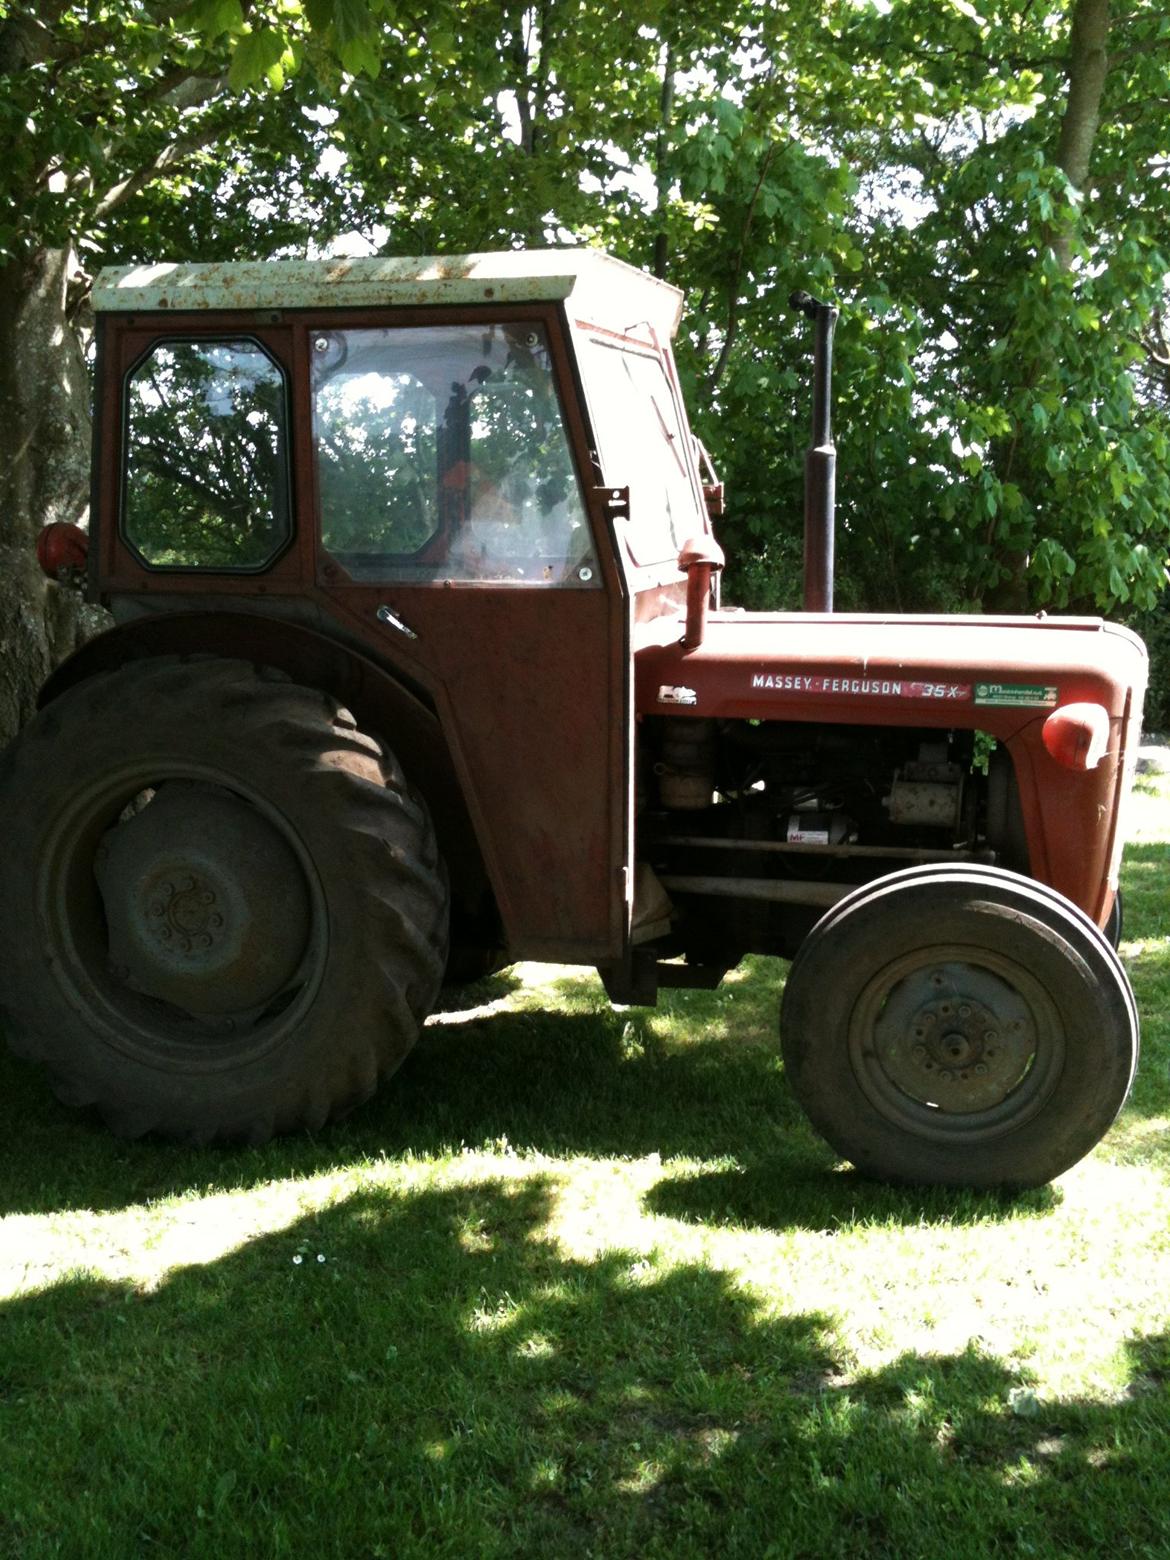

[91,112,227,221]
[706,137,779,394]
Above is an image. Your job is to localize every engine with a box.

[638,717,1021,965]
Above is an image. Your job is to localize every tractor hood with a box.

[636,610,1147,733]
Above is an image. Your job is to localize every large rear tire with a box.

[780,865,1138,1188]
[0,657,448,1143]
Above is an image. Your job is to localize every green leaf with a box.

[187,0,244,40]
[228,28,287,91]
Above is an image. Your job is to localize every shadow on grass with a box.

[646,1163,1060,1232]
[432,967,526,1014]
[0,997,1065,1233]
[1,1175,1168,1557]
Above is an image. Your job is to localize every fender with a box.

[40,611,491,915]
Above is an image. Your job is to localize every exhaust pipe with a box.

[790,290,839,613]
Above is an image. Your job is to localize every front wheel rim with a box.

[847,941,1066,1144]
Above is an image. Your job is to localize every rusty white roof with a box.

[93,248,684,337]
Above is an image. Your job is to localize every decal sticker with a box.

[974,683,1059,708]
[750,672,972,701]
[787,817,829,845]
[658,684,698,706]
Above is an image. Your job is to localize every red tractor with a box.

[0,250,1145,1187]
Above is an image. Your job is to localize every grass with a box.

[2,778,1170,1557]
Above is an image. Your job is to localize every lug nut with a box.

[959,1004,971,1018]
[975,1063,988,1076]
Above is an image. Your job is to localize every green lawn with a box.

[2,777,1169,1557]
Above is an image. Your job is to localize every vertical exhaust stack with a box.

[790,291,839,613]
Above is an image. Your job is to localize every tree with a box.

[703,0,1170,616]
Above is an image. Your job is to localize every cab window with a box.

[122,338,290,570]
[581,339,704,567]
[312,322,597,586]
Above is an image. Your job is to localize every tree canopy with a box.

[1,0,1168,730]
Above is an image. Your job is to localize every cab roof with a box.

[92,248,685,339]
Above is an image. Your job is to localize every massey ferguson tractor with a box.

[0,250,1146,1188]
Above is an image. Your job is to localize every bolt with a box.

[161,882,174,899]
[959,1004,971,1018]
[200,891,215,905]
[150,901,165,917]
[197,934,212,951]
[179,936,191,953]
[159,927,172,941]
[984,1030,999,1044]
[939,1069,953,1082]
[913,1046,927,1061]
[180,876,195,894]
[975,1064,988,1076]
[209,914,223,930]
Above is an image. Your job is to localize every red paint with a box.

[37,522,89,578]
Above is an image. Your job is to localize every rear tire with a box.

[780,865,1137,1188]
[0,657,448,1143]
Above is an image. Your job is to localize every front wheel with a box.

[780,865,1138,1188]
[0,657,449,1143]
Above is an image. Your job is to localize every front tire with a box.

[780,865,1138,1188]
[0,657,448,1143]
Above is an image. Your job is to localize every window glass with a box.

[582,340,704,566]
[313,322,596,586]
[123,339,289,569]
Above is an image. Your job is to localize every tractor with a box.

[0,249,1145,1187]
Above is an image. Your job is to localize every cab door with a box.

[304,306,632,965]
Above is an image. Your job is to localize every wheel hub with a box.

[95,782,311,1019]
[149,874,226,954]
[873,962,1035,1113]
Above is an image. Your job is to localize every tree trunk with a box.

[0,245,99,743]
[984,0,1111,614]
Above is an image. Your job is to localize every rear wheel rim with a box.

[41,759,329,1070]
